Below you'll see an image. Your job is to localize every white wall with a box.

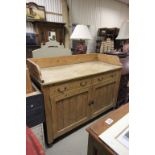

[68,0,129,52]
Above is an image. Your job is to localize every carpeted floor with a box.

[46,124,90,155]
[45,109,112,155]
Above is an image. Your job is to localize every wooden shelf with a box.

[27,20,65,25]
[26,21,66,58]
[29,20,65,45]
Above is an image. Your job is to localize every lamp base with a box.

[74,40,87,54]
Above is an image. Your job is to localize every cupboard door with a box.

[91,81,116,117]
[50,88,91,138]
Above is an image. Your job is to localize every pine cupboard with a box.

[27,54,122,144]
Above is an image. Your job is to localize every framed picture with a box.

[26,2,46,21]
[99,113,129,155]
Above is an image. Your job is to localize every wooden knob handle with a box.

[89,101,93,106]
[58,87,67,93]
[80,81,87,86]
[89,101,94,106]
[98,77,104,81]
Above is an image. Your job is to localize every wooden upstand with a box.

[27,54,122,144]
[86,103,129,155]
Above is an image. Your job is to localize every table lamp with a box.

[70,24,92,54]
[116,20,129,53]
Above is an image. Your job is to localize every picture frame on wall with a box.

[26,2,46,21]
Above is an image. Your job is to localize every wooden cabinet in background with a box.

[26,45,40,59]
[27,54,122,144]
[31,21,65,45]
[26,21,65,59]
[96,28,119,52]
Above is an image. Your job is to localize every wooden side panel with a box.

[97,54,122,66]
[29,53,98,68]
[87,135,114,155]
[51,88,90,138]
[41,86,54,144]
[27,59,44,83]
[26,67,33,94]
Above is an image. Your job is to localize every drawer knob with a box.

[98,77,104,81]
[80,81,87,86]
[88,101,94,106]
[88,102,92,106]
[30,104,34,108]
[57,87,67,93]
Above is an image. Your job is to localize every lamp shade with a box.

[70,25,92,40]
[116,20,129,40]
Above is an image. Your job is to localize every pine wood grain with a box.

[40,61,121,85]
[27,54,122,85]
[27,54,122,144]
[27,59,44,83]
[29,53,98,68]
[52,88,90,139]
[41,86,54,144]
[97,54,122,66]
[26,67,33,94]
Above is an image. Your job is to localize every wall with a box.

[68,0,129,52]
[26,0,63,33]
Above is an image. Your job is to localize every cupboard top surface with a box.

[40,61,121,85]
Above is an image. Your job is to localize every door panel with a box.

[51,88,90,138]
[91,82,116,117]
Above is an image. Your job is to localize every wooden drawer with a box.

[51,78,91,97]
[72,78,91,89]
[93,72,116,85]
